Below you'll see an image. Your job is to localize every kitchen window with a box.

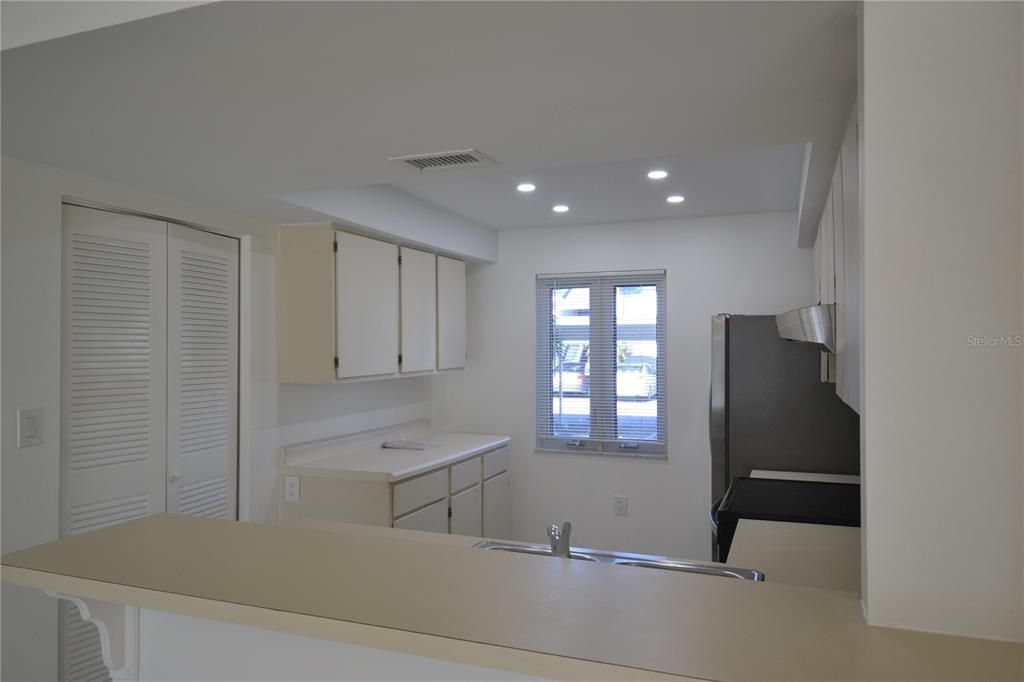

[536,270,667,456]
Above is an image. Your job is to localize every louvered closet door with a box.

[166,224,239,519]
[60,205,169,682]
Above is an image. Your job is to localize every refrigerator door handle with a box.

[709,497,722,531]
[709,314,729,503]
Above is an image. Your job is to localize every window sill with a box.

[535,447,668,460]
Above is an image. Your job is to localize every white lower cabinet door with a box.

[393,499,449,533]
[483,472,512,540]
[450,484,482,537]
[166,224,239,519]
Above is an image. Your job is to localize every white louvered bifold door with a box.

[166,224,239,519]
[60,205,169,682]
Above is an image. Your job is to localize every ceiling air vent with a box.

[388,148,496,172]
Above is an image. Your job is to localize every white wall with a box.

[432,212,814,559]
[861,2,1023,642]
[277,378,433,447]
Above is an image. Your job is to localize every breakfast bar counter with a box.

[3,515,1021,681]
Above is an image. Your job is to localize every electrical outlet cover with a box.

[614,495,628,516]
[284,476,300,502]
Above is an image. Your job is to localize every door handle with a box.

[168,468,182,484]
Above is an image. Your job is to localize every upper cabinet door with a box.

[336,232,399,379]
[399,247,437,373]
[437,255,466,370]
[818,191,836,305]
[166,224,239,520]
[838,113,862,413]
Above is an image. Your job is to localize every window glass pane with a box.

[615,285,658,440]
[551,286,589,437]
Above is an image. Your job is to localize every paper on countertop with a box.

[381,439,441,450]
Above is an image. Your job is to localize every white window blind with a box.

[536,270,667,456]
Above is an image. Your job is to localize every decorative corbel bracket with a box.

[44,591,139,681]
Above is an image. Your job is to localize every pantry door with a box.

[60,204,169,537]
[166,223,239,519]
[60,204,169,682]
[60,207,240,681]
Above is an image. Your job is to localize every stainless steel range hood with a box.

[775,303,835,352]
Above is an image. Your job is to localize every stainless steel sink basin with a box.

[474,540,764,581]
[483,544,599,562]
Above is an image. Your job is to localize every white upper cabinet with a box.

[836,112,862,413]
[437,255,467,370]
[335,232,399,379]
[399,246,437,374]
[817,190,836,305]
[813,109,862,414]
[277,224,465,383]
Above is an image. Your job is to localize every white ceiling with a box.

[1,2,856,241]
[0,1,210,50]
[388,144,806,229]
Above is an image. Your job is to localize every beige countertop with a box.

[4,515,1021,681]
[726,519,861,592]
[283,430,510,482]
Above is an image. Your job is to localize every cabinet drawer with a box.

[392,468,448,518]
[483,447,509,480]
[450,457,481,494]
[393,498,448,533]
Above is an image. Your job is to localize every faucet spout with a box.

[547,521,572,558]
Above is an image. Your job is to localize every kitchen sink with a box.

[479,543,599,562]
[474,540,764,581]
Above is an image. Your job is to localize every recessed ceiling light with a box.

[667,195,686,204]
[647,169,669,180]
[516,183,536,193]
[552,204,570,213]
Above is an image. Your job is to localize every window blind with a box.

[536,270,667,456]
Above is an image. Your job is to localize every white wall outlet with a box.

[614,495,628,517]
[16,408,42,448]
[284,476,300,502]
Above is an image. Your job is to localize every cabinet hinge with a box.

[448,507,453,518]
[398,254,402,265]
[398,354,403,365]
[334,356,339,369]
[333,241,338,253]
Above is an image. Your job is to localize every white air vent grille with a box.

[389,148,495,171]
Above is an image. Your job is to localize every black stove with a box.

[715,477,860,561]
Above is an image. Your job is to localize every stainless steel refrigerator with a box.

[709,314,859,553]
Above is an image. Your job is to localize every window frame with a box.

[536,270,667,458]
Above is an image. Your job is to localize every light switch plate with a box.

[17,408,42,448]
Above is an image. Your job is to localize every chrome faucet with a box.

[547,521,572,558]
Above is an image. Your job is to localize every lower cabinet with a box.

[450,484,482,537]
[394,499,449,533]
[483,471,512,541]
[280,445,510,539]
